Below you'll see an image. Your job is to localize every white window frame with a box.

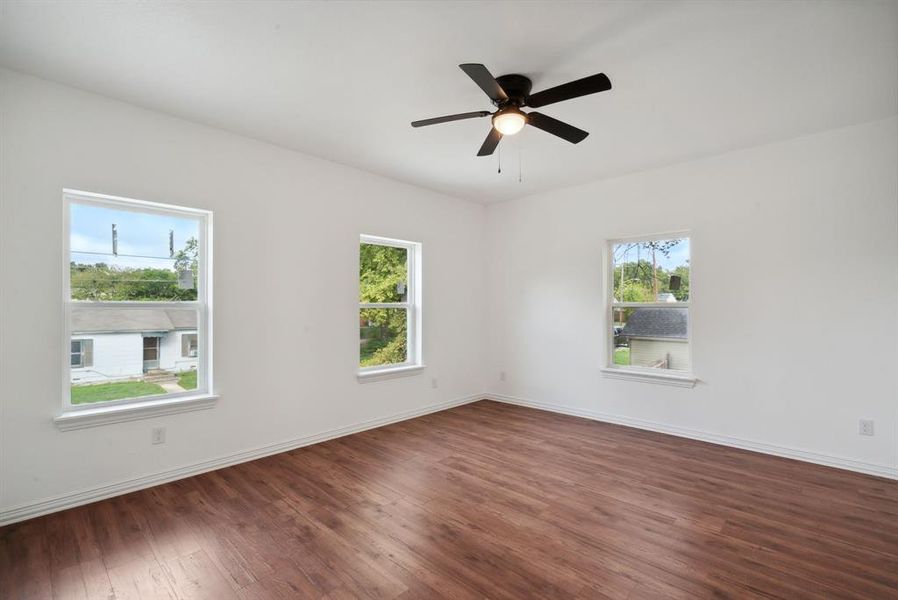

[357,234,424,382]
[56,189,217,430]
[601,231,696,388]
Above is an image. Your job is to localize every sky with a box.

[70,203,199,270]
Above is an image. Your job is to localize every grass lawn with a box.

[614,347,630,366]
[178,370,197,390]
[71,381,166,404]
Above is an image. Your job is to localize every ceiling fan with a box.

[411,63,612,156]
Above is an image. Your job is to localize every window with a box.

[70,339,93,368]
[181,333,198,358]
[64,190,212,409]
[606,235,693,384]
[358,235,422,377]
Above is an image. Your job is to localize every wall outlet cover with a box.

[859,419,874,436]
[152,426,166,445]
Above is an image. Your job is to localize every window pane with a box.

[70,202,200,301]
[69,307,200,404]
[359,308,407,367]
[182,333,198,357]
[613,307,689,372]
[612,238,689,302]
[359,243,408,303]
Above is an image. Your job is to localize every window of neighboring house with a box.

[358,235,422,376]
[181,333,198,358]
[70,339,93,368]
[64,190,212,408]
[608,235,692,376]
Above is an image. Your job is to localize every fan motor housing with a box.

[495,74,532,106]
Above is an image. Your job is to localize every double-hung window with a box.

[62,190,213,415]
[358,235,422,378]
[605,234,694,386]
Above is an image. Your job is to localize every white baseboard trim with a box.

[0,393,482,526]
[486,393,897,481]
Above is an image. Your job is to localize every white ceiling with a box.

[1,1,896,203]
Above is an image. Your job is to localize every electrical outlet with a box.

[859,419,874,436]
[431,377,438,389]
[499,371,506,382]
[152,426,166,445]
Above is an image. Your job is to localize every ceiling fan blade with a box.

[411,111,491,128]
[526,73,612,108]
[527,112,589,144]
[459,63,509,103]
[477,127,503,156]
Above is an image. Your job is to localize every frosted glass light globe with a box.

[492,110,526,135]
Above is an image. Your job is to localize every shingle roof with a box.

[71,308,197,334]
[620,308,687,339]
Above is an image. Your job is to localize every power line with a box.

[71,281,189,285]
[72,250,178,261]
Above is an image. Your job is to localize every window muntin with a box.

[609,236,691,374]
[64,190,211,408]
[359,236,420,371]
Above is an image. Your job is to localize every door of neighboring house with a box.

[143,336,161,371]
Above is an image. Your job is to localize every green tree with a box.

[70,237,199,301]
[613,239,689,302]
[359,244,408,366]
[173,237,198,291]
[617,279,655,302]
[667,265,690,301]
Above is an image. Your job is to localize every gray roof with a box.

[620,308,687,339]
[71,308,197,334]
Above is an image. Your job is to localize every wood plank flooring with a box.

[2,400,897,599]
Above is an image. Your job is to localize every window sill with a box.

[601,367,696,388]
[357,364,426,383]
[54,394,218,431]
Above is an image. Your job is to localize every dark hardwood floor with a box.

[2,400,897,599]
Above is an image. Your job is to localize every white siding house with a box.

[628,337,689,371]
[70,308,197,384]
[618,307,689,372]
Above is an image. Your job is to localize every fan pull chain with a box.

[497,147,501,174]
[518,146,523,183]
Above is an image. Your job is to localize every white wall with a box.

[485,117,898,477]
[0,68,486,516]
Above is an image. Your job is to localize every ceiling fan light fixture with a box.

[492,108,527,135]
[410,64,611,156]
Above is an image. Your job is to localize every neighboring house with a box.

[70,308,197,384]
[618,307,688,370]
